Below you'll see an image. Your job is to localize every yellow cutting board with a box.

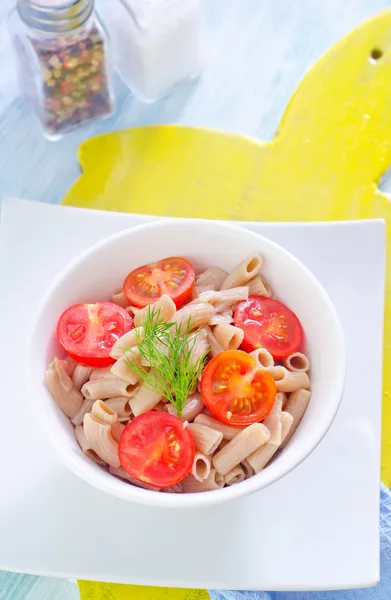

[66,9,391,600]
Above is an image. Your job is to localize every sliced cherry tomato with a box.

[118,412,195,488]
[234,296,304,359]
[123,256,195,308]
[57,302,134,367]
[200,350,276,426]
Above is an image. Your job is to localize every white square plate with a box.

[0,198,385,591]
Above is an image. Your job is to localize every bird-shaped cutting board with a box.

[65,9,391,598]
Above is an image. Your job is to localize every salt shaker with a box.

[11,0,114,140]
[100,0,203,102]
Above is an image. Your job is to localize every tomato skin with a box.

[123,257,195,309]
[118,412,195,488]
[200,350,277,426]
[57,302,134,367]
[234,296,304,359]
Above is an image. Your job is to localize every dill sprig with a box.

[124,305,208,416]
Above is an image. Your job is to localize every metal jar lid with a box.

[17,0,94,33]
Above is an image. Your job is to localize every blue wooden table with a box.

[1,0,390,598]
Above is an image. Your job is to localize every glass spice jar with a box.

[11,0,114,140]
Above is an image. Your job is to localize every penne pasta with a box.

[111,288,129,309]
[247,411,294,473]
[64,355,78,377]
[173,302,214,334]
[249,347,274,369]
[81,377,138,400]
[75,425,107,466]
[129,372,162,416]
[134,294,176,328]
[166,392,204,421]
[281,389,311,448]
[283,352,310,373]
[110,327,143,360]
[110,348,146,384]
[202,325,224,357]
[191,452,211,481]
[209,309,234,326]
[263,393,283,445]
[46,358,83,419]
[89,365,119,381]
[187,423,223,455]
[221,254,263,290]
[224,465,245,485]
[182,469,225,492]
[197,286,249,308]
[71,364,93,391]
[71,398,95,426]
[186,328,210,367]
[192,284,214,300]
[241,459,254,479]
[194,414,245,440]
[195,267,228,291]
[91,400,118,425]
[162,482,183,494]
[213,323,244,350]
[247,275,273,297]
[83,413,120,468]
[212,423,271,476]
[104,397,132,422]
[270,367,310,393]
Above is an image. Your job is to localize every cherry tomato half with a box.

[234,296,304,359]
[118,412,195,488]
[123,257,195,308]
[200,350,276,426]
[57,302,134,367]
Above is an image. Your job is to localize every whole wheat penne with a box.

[250,348,274,369]
[213,323,244,350]
[197,287,249,308]
[71,398,95,427]
[134,294,176,328]
[283,352,310,373]
[263,394,283,445]
[110,327,143,359]
[82,377,138,400]
[194,413,245,440]
[272,367,310,393]
[247,410,294,472]
[111,288,129,308]
[196,267,228,291]
[129,373,162,416]
[74,425,106,466]
[280,389,311,448]
[209,309,234,326]
[110,349,146,384]
[182,469,225,492]
[247,275,273,297]
[91,400,118,425]
[46,358,83,419]
[187,423,223,455]
[212,423,271,476]
[191,452,211,481]
[173,302,214,334]
[83,413,120,468]
[166,393,204,421]
[104,396,132,422]
[221,254,263,290]
[202,325,224,357]
[89,366,119,381]
[71,364,93,391]
[224,465,245,485]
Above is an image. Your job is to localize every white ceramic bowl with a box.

[27,219,345,508]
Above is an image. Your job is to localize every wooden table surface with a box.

[1,1,390,598]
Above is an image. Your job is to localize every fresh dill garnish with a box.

[124,305,208,416]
